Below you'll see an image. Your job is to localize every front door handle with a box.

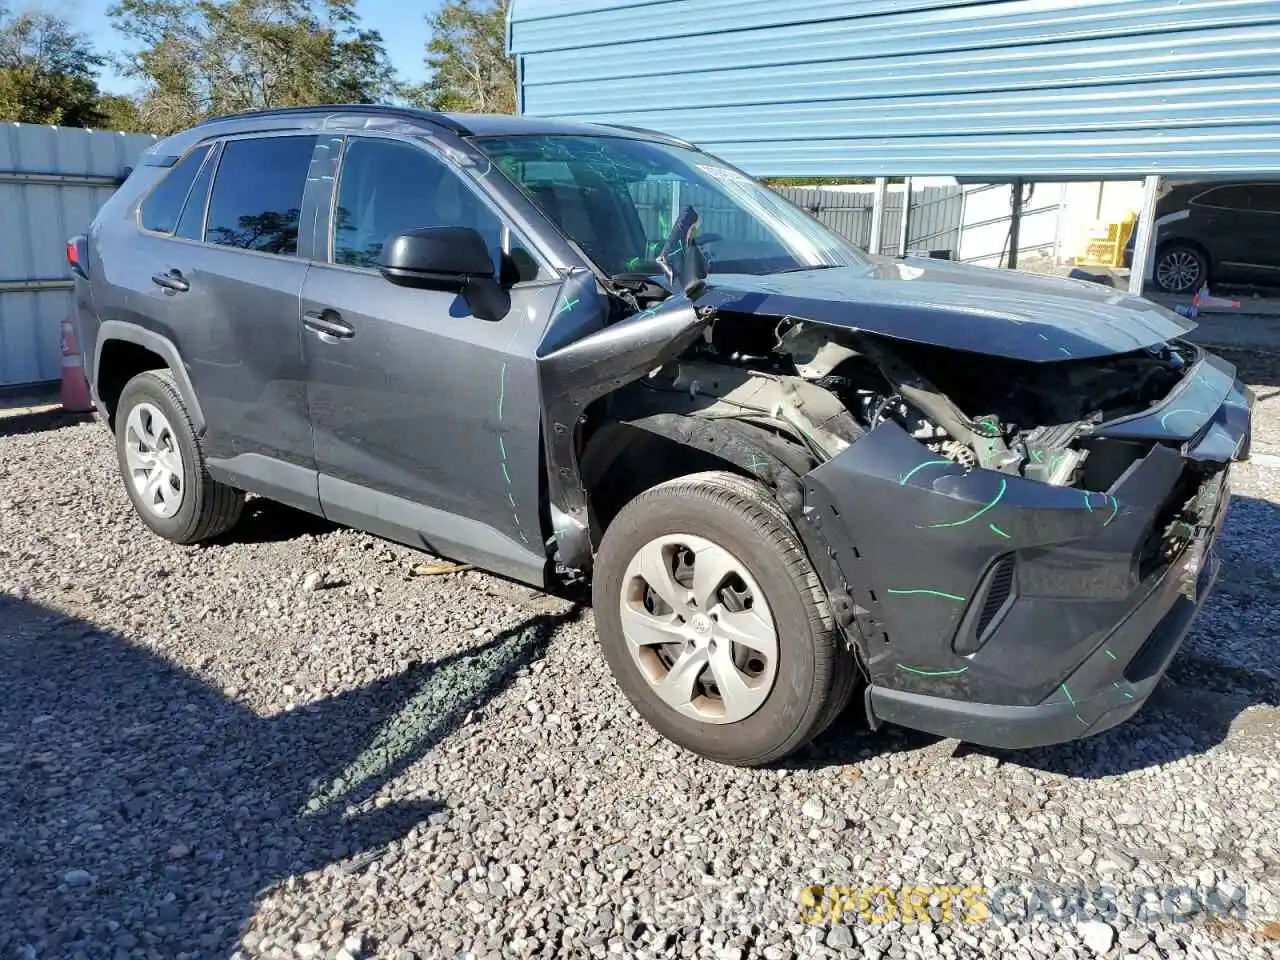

[303,310,354,340]
[151,269,189,293]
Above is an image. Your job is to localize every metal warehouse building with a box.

[509,0,1280,292]
[508,0,1280,179]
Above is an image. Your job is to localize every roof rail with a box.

[603,122,694,148]
[193,104,471,135]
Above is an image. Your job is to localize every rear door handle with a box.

[151,269,189,293]
[303,310,354,340]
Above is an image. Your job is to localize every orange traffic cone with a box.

[59,317,94,412]
[1192,283,1240,310]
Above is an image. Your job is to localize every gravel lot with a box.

[2,365,1280,960]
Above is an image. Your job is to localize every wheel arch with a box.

[581,414,812,543]
[94,321,204,432]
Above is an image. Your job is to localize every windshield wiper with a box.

[774,263,841,274]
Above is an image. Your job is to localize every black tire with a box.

[592,470,857,766]
[114,369,242,544]
[1153,243,1208,294]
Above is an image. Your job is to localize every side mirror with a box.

[378,226,494,291]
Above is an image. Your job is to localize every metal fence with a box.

[773,183,963,256]
[0,123,157,390]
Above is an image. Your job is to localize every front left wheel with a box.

[114,369,243,544]
[592,471,857,766]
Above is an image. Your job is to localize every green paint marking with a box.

[554,297,580,318]
[895,663,970,677]
[921,478,1007,529]
[1123,690,1134,701]
[748,454,768,472]
[1031,450,1044,463]
[1083,492,1094,513]
[1105,649,1118,661]
[1060,683,1077,707]
[498,436,507,461]
[989,523,1011,539]
[497,362,507,422]
[1159,408,1202,430]
[1104,496,1119,527]
[507,493,517,508]
[1076,714,1087,726]
[501,462,511,484]
[899,459,953,486]
[1059,347,1073,358]
[887,588,966,602]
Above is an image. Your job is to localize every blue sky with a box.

[34,0,443,94]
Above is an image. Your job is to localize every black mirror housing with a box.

[378,226,494,290]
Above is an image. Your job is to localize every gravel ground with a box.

[3,384,1280,960]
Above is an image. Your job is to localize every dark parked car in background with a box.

[1126,180,1280,293]
[71,105,1251,766]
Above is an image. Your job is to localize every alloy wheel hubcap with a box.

[619,534,778,724]
[1157,251,1202,293]
[124,402,184,519]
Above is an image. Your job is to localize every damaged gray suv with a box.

[73,106,1252,766]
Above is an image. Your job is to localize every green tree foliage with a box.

[0,4,105,126]
[406,0,514,114]
[94,93,147,131]
[108,0,397,134]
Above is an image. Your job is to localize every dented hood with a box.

[700,256,1194,362]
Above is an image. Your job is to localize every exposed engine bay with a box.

[612,309,1197,493]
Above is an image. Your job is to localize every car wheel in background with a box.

[1153,244,1208,294]
[592,470,858,766]
[115,369,243,544]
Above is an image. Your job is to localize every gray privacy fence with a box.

[0,123,158,391]
[774,183,963,257]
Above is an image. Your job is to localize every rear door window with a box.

[204,136,318,256]
[139,145,211,234]
[1193,186,1254,212]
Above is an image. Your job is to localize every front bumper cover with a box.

[801,354,1248,749]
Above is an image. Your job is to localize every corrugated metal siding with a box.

[0,123,157,389]
[509,0,1280,178]
[772,184,962,255]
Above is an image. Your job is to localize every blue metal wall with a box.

[508,0,1280,179]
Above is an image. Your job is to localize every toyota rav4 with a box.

[71,106,1252,766]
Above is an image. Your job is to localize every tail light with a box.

[67,235,88,279]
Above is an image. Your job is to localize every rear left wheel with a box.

[115,369,243,544]
[592,471,857,766]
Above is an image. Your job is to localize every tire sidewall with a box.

[114,373,202,541]
[593,484,824,764]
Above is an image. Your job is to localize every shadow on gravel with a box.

[802,494,1280,779]
[210,497,339,545]
[0,594,576,958]
[0,408,95,438]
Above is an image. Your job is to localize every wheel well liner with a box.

[582,413,870,651]
[93,321,204,431]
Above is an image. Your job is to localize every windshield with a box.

[473,134,866,278]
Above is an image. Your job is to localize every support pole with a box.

[1128,174,1162,296]
[1007,179,1024,270]
[868,176,888,254]
[897,177,912,256]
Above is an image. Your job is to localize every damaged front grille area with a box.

[1136,463,1223,581]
